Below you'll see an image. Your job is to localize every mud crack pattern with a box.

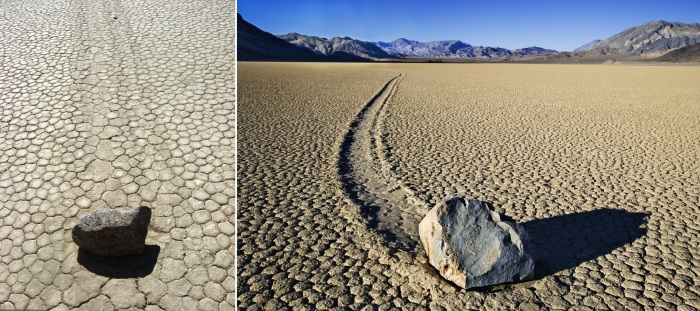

[239,63,700,310]
[0,1,235,310]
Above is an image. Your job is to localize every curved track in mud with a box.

[337,72,430,253]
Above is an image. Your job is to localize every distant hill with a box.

[371,39,555,58]
[237,14,329,61]
[278,33,393,60]
[512,46,558,56]
[656,42,700,62]
[594,20,700,55]
[372,38,422,56]
[574,40,602,52]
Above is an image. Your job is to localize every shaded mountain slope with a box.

[656,42,700,62]
[237,14,331,61]
[594,20,700,55]
[512,46,558,56]
[278,33,393,60]
[574,40,602,52]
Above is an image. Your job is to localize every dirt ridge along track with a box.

[337,71,433,254]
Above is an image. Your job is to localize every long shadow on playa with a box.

[522,208,649,278]
[77,245,160,278]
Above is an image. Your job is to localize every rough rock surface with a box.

[419,197,535,289]
[73,206,151,257]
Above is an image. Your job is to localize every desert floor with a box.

[238,62,700,310]
[1,1,235,310]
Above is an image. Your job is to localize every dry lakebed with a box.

[238,62,700,310]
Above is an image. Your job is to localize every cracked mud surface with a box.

[0,0,235,310]
[238,62,700,310]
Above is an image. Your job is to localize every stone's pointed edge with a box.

[418,196,535,289]
[72,206,152,257]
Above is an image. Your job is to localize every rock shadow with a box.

[522,208,649,278]
[77,244,160,278]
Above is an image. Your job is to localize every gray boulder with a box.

[418,197,534,288]
[72,206,151,257]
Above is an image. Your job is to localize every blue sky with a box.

[238,0,700,51]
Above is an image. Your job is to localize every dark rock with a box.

[72,206,151,257]
[418,197,534,289]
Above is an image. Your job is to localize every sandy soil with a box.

[238,62,700,310]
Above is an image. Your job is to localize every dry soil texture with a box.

[238,62,700,310]
[1,0,235,310]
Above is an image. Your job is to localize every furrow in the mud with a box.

[338,72,427,253]
[371,75,432,216]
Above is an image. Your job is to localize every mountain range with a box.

[276,34,557,59]
[237,14,327,62]
[370,38,556,58]
[237,14,370,62]
[238,14,700,62]
[278,33,393,60]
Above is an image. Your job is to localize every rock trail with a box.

[338,71,430,254]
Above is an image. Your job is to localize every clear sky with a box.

[238,0,700,51]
